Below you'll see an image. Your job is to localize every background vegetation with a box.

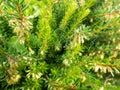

[0,0,120,89]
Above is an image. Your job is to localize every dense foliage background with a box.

[0,0,120,89]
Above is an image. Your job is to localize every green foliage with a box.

[0,0,120,89]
